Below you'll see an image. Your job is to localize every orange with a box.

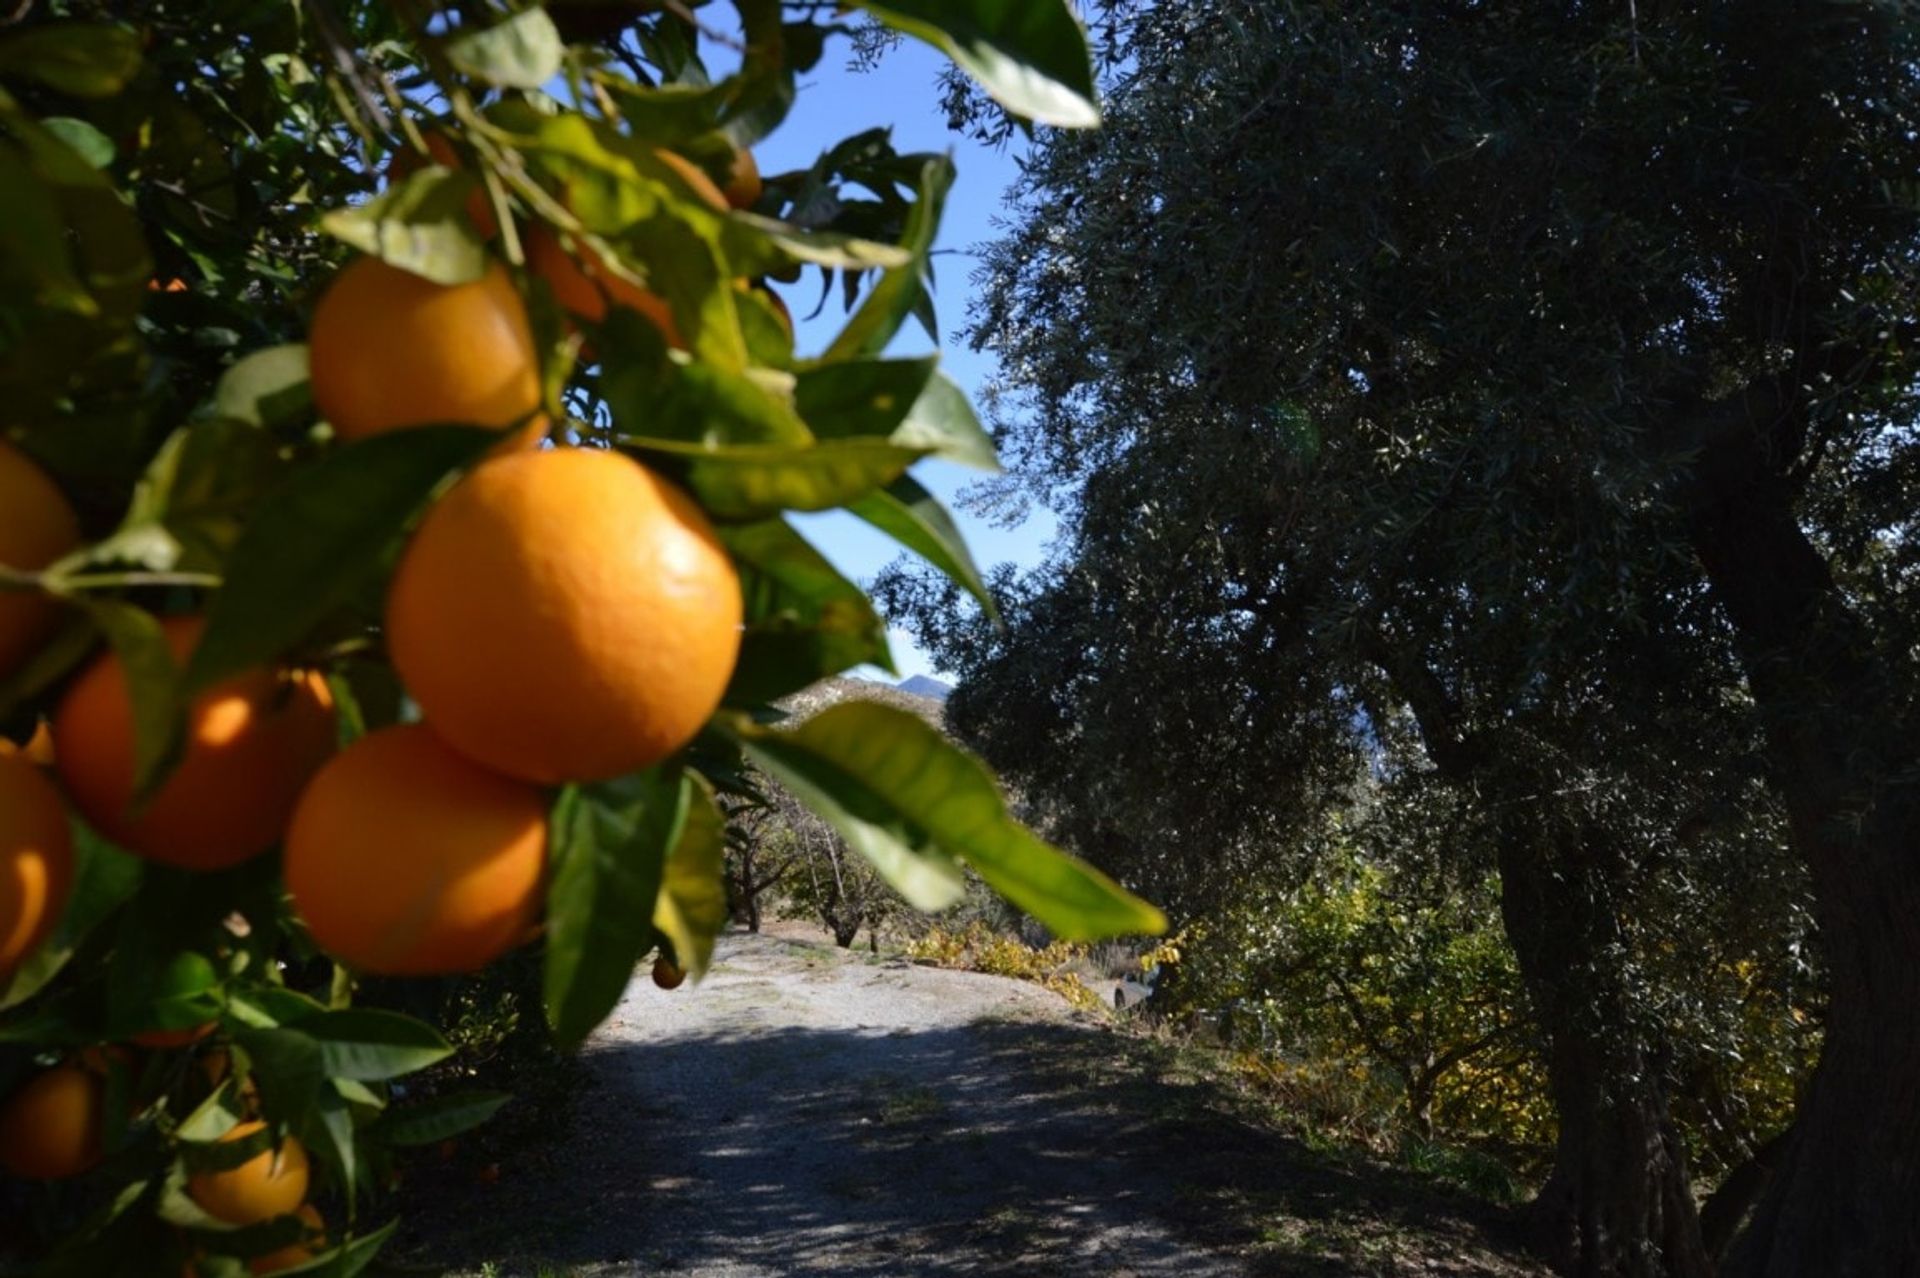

[656,148,731,214]
[0,719,57,766]
[0,753,73,979]
[284,725,547,975]
[386,448,742,784]
[0,1065,102,1178]
[0,439,80,682]
[249,1203,325,1274]
[187,1121,309,1225]
[387,133,500,239]
[52,615,337,871]
[308,257,543,444]
[526,223,684,349]
[652,957,685,990]
[722,146,762,210]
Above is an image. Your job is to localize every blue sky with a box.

[725,28,1059,680]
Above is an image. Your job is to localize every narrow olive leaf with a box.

[728,703,1167,938]
[185,426,495,694]
[847,475,999,620]
[79,599,185,803]
[0,23,142,99]
[825,157,953,362]
[445,6,564,89]
[301,1009,452,1081]
[543,771,687,1047]
[849,0,1099,128]
[375,1092,511,1147]
[319,167,488,286]
[652,773,728,981]
[212,344,312,431]
[718,519,892,705]
[633,436,923,521]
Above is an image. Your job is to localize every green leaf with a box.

[848,475,999,619]
[0,24,143,99]
[652,773,727,980]
[301,1009,452,1081]
[826,157,953,361]
[40,117,113,168]
[850,0,1100,128]
[603,341,813,449]
[233,1028,326,1124]
[543,771,687,1048]
[319,166,488,286]
[78,599,184,802]
[634,436,922,520]
[446,8,564,89]
[891,371,999,471]
[719,519,892,705]
[727,702,1166,937]
[374,1091,511,1147]
[793,357,938,440]
[70,417,281,576]
[313,1218,399,1278]
[213,345,312,432]
[184,426,495,694]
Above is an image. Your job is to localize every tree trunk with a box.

[1497,830,1712,1278]
[1687,438,1920,1277]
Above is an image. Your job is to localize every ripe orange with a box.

[307,257,544,444]
[52,615,337,871]
[284,725,547,975]
[652,957,685,990]
[386,448,742,784]
[0,753,74,978]
[0,1065,102,1179]
[187,1120,309,1225]
[387,133,500,239]
[526,223,684,349]
[248,1202,325,1274]
[0,439,80,682]
[722,146,762,210]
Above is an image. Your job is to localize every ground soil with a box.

[404,924,1547,1277]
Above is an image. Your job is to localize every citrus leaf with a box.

[719,519,892,705]
[727,702,1167,937]
[445,7,564,89]
[40,117,112,168]
[847,475,999,620]
[602,339,812,449]
[78,599,185,803]
[632,436,922,520]
[544,770,686,1048]
[825,157,952,361]
[374,1091,511,1147]
[185,426,495,694]
[651,773,727,981]
[301,1009,452,1081]
[213,344,312,432]
[319,166,488,286]
[0,824,140,1012]
[0,24,142,99]
[793,356,938,440]
[848,0,1099,128]
[233,1028,326,1122]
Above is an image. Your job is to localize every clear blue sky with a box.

[707,21,1058,681]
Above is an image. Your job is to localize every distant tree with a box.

[889,2,1913,1273]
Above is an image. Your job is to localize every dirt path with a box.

[421,928,1543,1277]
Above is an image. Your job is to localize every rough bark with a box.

[1687,433,1920,1278]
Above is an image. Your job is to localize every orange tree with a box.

[0,2,1161,1273]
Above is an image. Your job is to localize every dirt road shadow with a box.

[404,1012,1541,1276]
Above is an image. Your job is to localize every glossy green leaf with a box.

[233,1028,326,1124]
[544,771,686,1048]
[826,157,953,361]
[40,117,112,168]
[446,7,565,89]
[301,1009,452,1081]
[728,702,1167,937]
[635,436,922,520]
[319,166,488,286]
[850,0,1100,128]
[847,475,999,619]
[213,344,312,432]
[603,337,812,448]
[0,24,142,99]
[652,773,728,981]
[185,426,495,694]
[719,519,892,705]
[375,1091,511,1147]
[72,417,281,576]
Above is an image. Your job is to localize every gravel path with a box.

[421,927,1543,1278]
